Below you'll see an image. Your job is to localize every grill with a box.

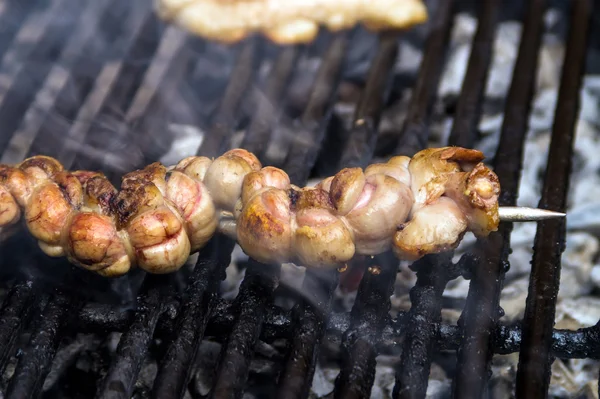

[0,0,598,398]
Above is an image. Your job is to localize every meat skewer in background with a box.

[0,147,562,278]
[154,0,429,44]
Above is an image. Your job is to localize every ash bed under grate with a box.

[0,0,599,398]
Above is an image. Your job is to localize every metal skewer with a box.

[0,207,567,251]
[215,206,566,241]
[498,206,566,222]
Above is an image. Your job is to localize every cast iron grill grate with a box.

[0,0,597,398]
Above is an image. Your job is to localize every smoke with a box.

[0,0,568,309]
[0,0,436,306]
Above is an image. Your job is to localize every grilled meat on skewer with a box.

[155,0,428,44]
[0,147,559,278]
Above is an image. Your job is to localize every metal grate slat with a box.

[1,0,114,165]
[0,0,84,156]
[240,45,302,160]
[125,27,193,164]
[70,296,600,359]
[327,29,407,399]
[447,0,500,149]
[96,277,168,398]
[151,236,235,399]
[0,281,37,375]
[394,0,455,156]
[31,0,146,169]
[282,33,351,186]
[340,32,400,168]
[68,6,163,176]
[0,0,42,60]
[198,39,264,159]
[452,0,547,396]
[20,0,129,163]
[209,35,352,398]
[5,292,77,399]
[275,33,350,399]
[387,0,457,394]
[393,0,502,396]
[515,0,593,397]
[334,252,398,398]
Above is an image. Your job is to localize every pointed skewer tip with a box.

[498,206,566,222]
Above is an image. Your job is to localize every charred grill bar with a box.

[276,33,349,399]
[516,0,594,396]
[0,0,597,399]
[453,0,547,397]
[208,35,341,399]
[393,0,501,396]
[55,296,600,359]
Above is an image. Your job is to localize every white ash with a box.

[310,363,335,398]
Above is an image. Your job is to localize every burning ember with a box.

[0,0,599,398]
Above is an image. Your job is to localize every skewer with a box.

[0,206,568,245]
[216,206,567,241]
[0,146,568,277]
[498,206,566,222]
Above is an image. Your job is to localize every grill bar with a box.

[209,33,353,398]
[199,38,263,158]
[21,0,130,163]
[283,33,350,186]
[0,0,85,157]
[275,33,350,399]
[452,0,547,397]
[96,278,168,398]
[447,0,500,149]
[327,29,406,398]
[209,260,281,399]
[0,0,36,60]
[276,269,338,399]
[241,45,302,160]
[394,0,455,156]
[69,5,161,176]
[334,252,398,398]
[5,292,77,399]
[0,281,37,374]
[385,3,471,399]
[2,0,114,165]
[151,236,235,399]
[394,0,502,396]
[340,31,400,168]
[127,28,193,164]
[515,0,593,397]
[393,253,452,399]
[72,294,600,360]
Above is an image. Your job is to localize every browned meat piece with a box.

[393,197,468,261]
[0,146,505,277]
[407,146,500,235]
[203,149,261,212]
[155,0,428,44]
[237,187,293,264]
